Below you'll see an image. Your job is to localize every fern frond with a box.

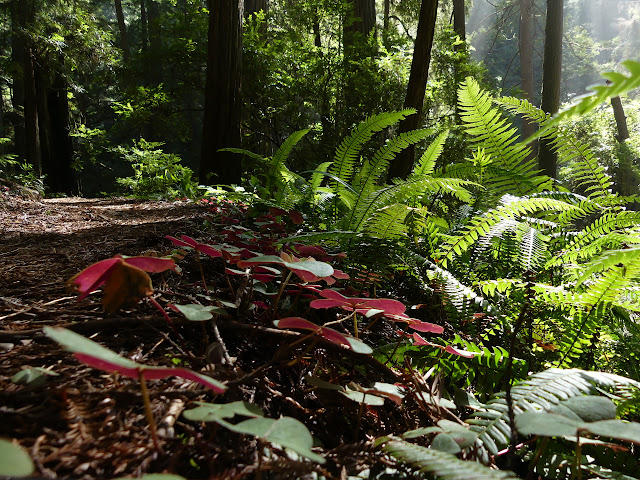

[437,197,581,267]
[427,264,494,317]
[362,203,410,239]
[458,77,550,195]
[411,130,450,177]
[380,437,520,480]
[219,147,265,162]
[352,128,432,195]
[553,128,613,199]
[535,60,640,140]
[271,128,311,169]
[548,211,640,268]
[330,109,416,205]
[467,368,640,460]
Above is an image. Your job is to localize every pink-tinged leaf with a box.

[409,321,444,334]
[253,301,269,309]
[332,270,349,280]
[269,207,288,217]
[444,345,480,358]
[411,333,479,358]
[67,257,121,300]
[385,314,444,334]
[166,235,196,248]
[275,317,351,348]
[45,328,226,393]
[310,299,345,309]
[412,333,436,346]
[293,244,327,258]
[122,256,178,273]
[237,255,334,280]
[288,211,304,225]
[317,289,347,301]
[197,244,222,258]
[312,289,405,315]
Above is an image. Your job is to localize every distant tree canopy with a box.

[0,0,638,194]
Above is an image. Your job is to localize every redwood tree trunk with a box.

[611,95,630,142]
[114,0,130,63]
[200,0,243,185]
[520,0,536,150]
[453,0,465,45]
[386,0,438,181]
[539,0,563,179]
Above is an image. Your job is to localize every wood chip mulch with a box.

[0,193,414,480]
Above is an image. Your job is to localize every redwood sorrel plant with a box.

[44,327,226,452]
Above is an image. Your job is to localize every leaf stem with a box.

[138,368,162,454]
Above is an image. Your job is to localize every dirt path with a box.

[0,194,400,479]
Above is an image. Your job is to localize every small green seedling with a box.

[183,401,325,464]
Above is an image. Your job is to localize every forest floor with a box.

[0,192,415,480]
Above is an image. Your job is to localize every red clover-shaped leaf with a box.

[165,235,222,258]
[412,333,480,358]
[44,327,226,393]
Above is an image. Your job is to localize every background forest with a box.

[4,0,640,479]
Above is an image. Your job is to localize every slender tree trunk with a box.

[24,44,41,176]
[244,0,267,16]
[313,6,322,48]
[42,72,75,194]
[10,0,27,162]
[539,0,563,179]
[200,0,243,185]
[382,0,390,48]
[147,0,162,84]
[140,0,149,54]
[520,0,536,151]
[114,0,130,63]
[453,0,465,45]
[386,0,438,181]
[342,0,377,133]
[610,96,630,142]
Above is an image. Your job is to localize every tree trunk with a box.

[342,0,377,133]
[382,0,390,48]
[453,0,465,45]
[140,0,149,53]
[313,5,322,48]
[610,95,630,142]
[42,72,75,194]
[539,0,563,179]
[386,0,438,181]
[23,44,41,176]
[519,0,536,151]
[200,0,243,185]
[114,0,130,63]
[147,0,162,84]
[244,0,267,16]
[10,0,25,162]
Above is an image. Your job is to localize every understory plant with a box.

[13,60,640,479]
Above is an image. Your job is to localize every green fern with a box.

[330,109,416,207]
[437,196,581,268]
[534,60,640,140]
[458,77,551,196]
[379,437,520,480]
[467,368,640,463]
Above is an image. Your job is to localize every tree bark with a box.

[200,0,243,185]
[23,44,41,176]
[10,0,25,162]
[42,72,75,194]
[114,0,130,63]
[610,95,630,142]
[519,0,536,151]
[386,0,438,181]
[539,0,563,179]
[453,0,465,45]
